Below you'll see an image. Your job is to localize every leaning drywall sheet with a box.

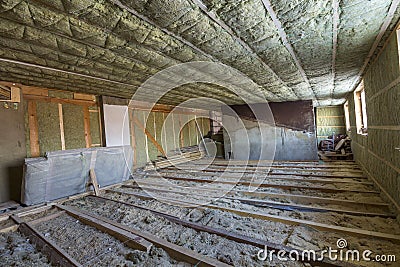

[21,146,133,205]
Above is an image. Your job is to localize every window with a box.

[210,111,222,135]
[344,101,351,132]
[354,80,368,135]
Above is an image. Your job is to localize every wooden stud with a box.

[179,114,184,148]
[132,115,166,156]
[129,109,137,168]
[83,106,92,148]
[28,101,40,157]
[58,103,66,150]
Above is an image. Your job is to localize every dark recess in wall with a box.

[225,100,315,132]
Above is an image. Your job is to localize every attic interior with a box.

[0,0,399,266]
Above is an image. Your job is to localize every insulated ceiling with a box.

[0,0,399,106]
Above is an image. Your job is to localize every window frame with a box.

[344,101,351,132]
[353,81,368,135]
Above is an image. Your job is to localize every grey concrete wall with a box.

[0,97,26,202]
[223,101,318,161]
[347,32,400,207]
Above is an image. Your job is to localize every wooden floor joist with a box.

[183,163,364,173]
[55,204,153,253]
[149,175,380,194]
[157,169,373,186]
[164,167,366,179]
[119,185,394,218]
[11,215,82,267]
[112,190,400,243]
[93,195,356,267]
[131,180,390,209]
[57,203,231,267]
[29,210,66,226]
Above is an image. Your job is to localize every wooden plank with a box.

[191,162,363,172]
[0,224,18,233]
[158,169,372,186]
[24,94,96,106]
[55,204,153,253]
[150,175,380,194]
[179,114,184,147]
[27,101,40,157]
[10,87,21,102]
[89,169,100,196]
[94,196,353,267]
[132,115,166,156]
[83,106,92,148]
[119,185,393,218]
[129,109,137,168]
[11,215,81,267]
[73,93,96,102]
[131,180,389,209]
[21,86,49,96]
[58,103,66,150]
[29,211,66,226]
[165,166,366,179]
[118,191,400,243]
[58,203,230,267]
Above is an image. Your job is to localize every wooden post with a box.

[58,103,65,150]
[179,114,184,148]
[129,109,137,168]
[83,106,92,148]
[28,101,40,157]
[89,169,100,196]
[132,115,166,156]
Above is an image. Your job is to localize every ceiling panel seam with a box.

[0,8,242,103]
[260,0,319,105]
[191,0,296,101]
[331,0,340,105]
[110,0,216,62]
[347,0,400,96]
[110,0,282,102]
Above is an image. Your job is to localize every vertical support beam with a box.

[28,101,40,157]
[129,109,137,168]
[179,114,184,148]
[83,106,92,148]
[195,117,209,156]
[58,103,65,150]
[171,113,177,149]
[98,96,106,147]
[132,115,166,156]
